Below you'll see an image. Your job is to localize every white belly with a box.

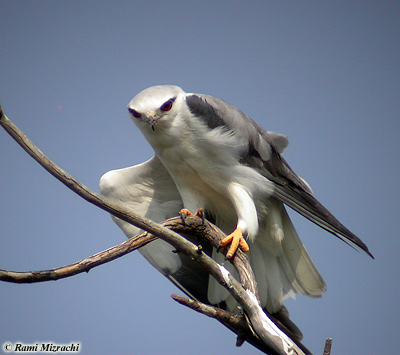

[156,146,238,232]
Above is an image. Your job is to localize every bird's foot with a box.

[179,208,205,224]
[219,227,249,258]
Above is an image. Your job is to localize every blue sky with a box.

[1,1,399,354]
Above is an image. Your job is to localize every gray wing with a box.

[99,156,211,303]
[185,94,373,258]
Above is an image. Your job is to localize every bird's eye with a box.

[160,98,175,112]
[128,107,141,118]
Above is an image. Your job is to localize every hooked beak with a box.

[146,112,158,131]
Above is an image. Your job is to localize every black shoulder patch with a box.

[185,94,226,129]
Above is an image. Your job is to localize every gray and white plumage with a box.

[100,85,372,329]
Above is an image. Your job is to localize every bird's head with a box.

[127,85,185,132]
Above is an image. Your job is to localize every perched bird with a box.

[100,85,372,344]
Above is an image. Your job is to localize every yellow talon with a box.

[179,208,205,225]
[179,208,203,217]
[220,227,249,258]
[179,208,193,216]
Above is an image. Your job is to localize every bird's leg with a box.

[219,228,249,258]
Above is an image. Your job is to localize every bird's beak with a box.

[146,112,158,131]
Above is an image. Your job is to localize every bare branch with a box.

[0,108,305,355]
[323,339,332,355]
[0,215,285,355]
[0,232,155,283]
[171,293,244,328]
[171,294,273,353]
[0,215,251,287]
[165,214,260,301]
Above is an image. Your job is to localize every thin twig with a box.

[171,293,244,327]
[171,294,295,354]
[0,232,155,283]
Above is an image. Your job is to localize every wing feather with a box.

[100,157,213,303]
[186,93,373,258]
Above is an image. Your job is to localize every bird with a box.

[100,85,373,344]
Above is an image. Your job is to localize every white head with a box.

[128,85,185,131]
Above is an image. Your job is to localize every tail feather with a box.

[250,199,326,313]
[278,202,327,297]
